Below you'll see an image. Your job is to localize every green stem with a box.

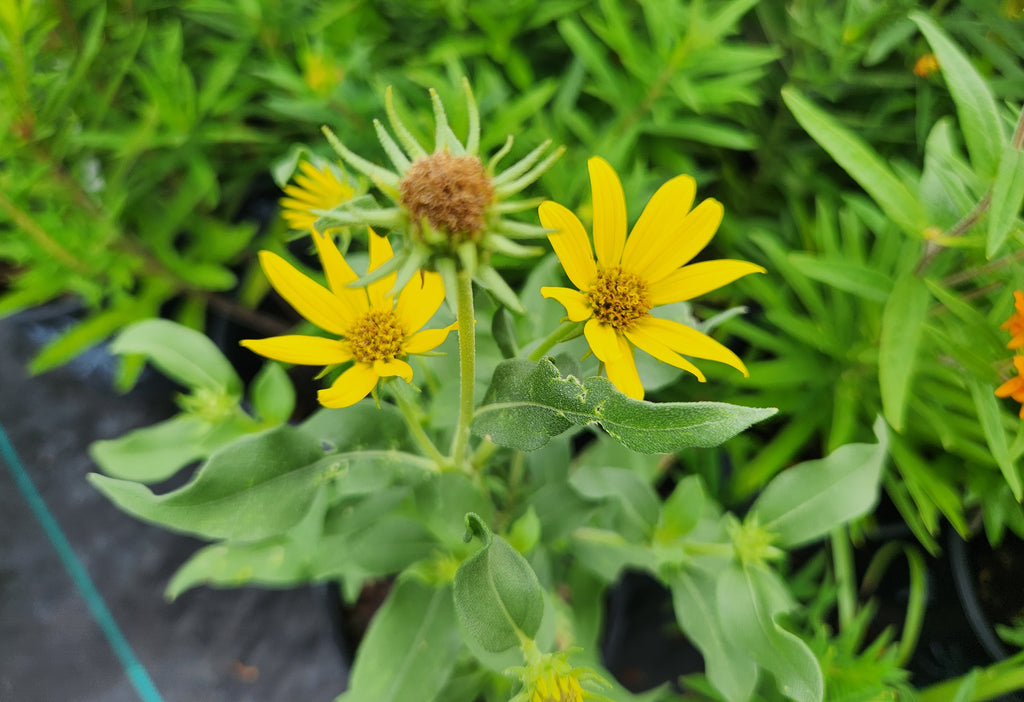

[449,268,476,470]
[389,380,446,469]
[830,527,856,633]
[471,438,499,471]
[527,320,584,362]
[919,654,1024,702]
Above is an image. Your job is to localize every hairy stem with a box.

[389,380,446,469]
[527,320,584,362]
[449,268,476,470]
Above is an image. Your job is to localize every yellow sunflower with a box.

[530,671,585,702]
[241,229,455,408]
[540,156,765,400]
[279,160,354,232]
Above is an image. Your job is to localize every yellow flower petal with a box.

[637,316,747,376]
[621,174,696,274]
[588,156,627,268]
[311,230,369,321]
[366,228,398,308]
[624,326,706,382]
[373,358,413,380]
[584,318,624,361]
[634,198,724,284]
[281,191,321,207]
[540,201,597,291]
[648,260,766,306]
[240,335,352,366]
[258,250,352,336]
[395,271,446,333]
[318,363,379,408]
[403,325,456,354]
[604,337,644,400]
[996,375,1024,398]
[541,286,593,322]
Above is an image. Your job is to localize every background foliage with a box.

[6,0,1024,700]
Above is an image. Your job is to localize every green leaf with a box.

[879,274,932,432]
[569,465,660,539]
[787,254,892,302]
[88,425,435,540]
[30,307,142,375]
[911,12,1004,178]
[339,579,461,702]
[670,569,758,702]
[89,415,248,483]
[453,513,544,653]
[969,378,1022,500]
[987,145,1024,257]
[571,527,658,582]
[315,515,438,581]
[657,475,707,542]
[472,358,776,452]
[781,86,929,238]
[750,419,888,548]
[165,486,328,599]
[300,401,414,453]
[110,319,241,394]
[718,565,823,702]
[249,362,295,425]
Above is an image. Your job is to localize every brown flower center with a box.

[346,309,405,363]
[586,267,652,330]
[399,152,494,241]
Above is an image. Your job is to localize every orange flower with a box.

[913,53,940,78]
[995,356,1024,419]
[1001,290,1024,350]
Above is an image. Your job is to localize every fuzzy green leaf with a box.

[89,415,249,483]
[340,579,461,702]
[249,362,295,425]
[718,565,823,702]
[472,358,776,452]
[89,425,434,540]
[165,487,328,599]
[453,513,544,653]
[110,318,242,394]
[750,419,888,548]
[670,568,758,702]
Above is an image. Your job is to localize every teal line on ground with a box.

[0,422,165,702]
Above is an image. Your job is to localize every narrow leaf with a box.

[879,274,932,432]
[969,378,1022,500]
[788,254,892,302]
[911,12,1004,178]
[987,144,1024,257]
[782,86,928,238]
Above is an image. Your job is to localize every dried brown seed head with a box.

[400,152,494,242]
